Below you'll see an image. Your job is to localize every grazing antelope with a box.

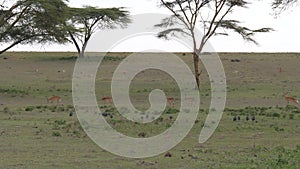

[284,94,300,106]
[101,96,113,105]
[47,96,61,104]
[166,97,175,107]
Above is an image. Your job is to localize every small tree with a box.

[0,0,70,55]
[156,0,273,88]
[67,6,130,58]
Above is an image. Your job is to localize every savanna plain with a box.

[0,52,299,169]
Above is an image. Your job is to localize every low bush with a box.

[25,106,34,111]
[52,131,61,137]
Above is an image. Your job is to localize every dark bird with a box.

[246,115,250,121]
[164,152,172,157]
[233,116,237,121]
[69,111,74,117]
[102,112,109,117]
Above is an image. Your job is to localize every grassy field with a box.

[0,52,300,168]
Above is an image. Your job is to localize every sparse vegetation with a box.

[0,88,29,96]
[165,108,179,114]
[0,52,299,168]
[54,119,66,125]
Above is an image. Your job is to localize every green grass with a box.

[0,105,299,168]
[0,52,300,168]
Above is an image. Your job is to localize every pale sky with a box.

[10,0,300,52]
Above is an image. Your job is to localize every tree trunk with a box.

[79,51,84,58]
[0,49,6,55]
[68,31,82,57]
[193,42,206,89]
[79,41,88,58]
[193,51,200,89]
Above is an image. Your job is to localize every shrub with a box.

[165,108,179,114]
[25,106,34,111]
[99,105,107,109]
[36,105,42,109]
[52,131,61,137]
[199,109,205,113]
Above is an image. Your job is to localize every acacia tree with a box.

[156,0,273,88]
[272,0,298,13]
[67,6,130,58]
[0,0,70,54]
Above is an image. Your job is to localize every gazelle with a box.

[47,96,61,104]
[101,96,113,105]
[284,93,300,106]
[166,97,175,107]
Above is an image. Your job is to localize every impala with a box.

[284,93,300,106]
[166,97,175,107]
[47,96,61,104]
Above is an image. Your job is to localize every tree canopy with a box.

[0,0,70,54]
[67,6,131,57]
[156,0,273,88]
[272,0,298,14]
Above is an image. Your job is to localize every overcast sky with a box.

[11,0,300,52]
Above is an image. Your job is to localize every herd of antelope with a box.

[46,93,300,110]
[100,94,300,108]
[46,95,176,107]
